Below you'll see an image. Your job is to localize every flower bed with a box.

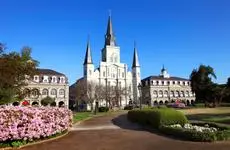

[160,122,230,142]
[0,106,72,148]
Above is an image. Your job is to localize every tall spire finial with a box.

[105,11,116,46]
[132,41,140,68]
[84,35,93,65]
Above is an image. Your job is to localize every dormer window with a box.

[52,76,57,83]
[34,75,39,82]
[43,75,49,83]
[59,76,65,83]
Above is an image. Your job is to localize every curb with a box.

[0,131,69,150]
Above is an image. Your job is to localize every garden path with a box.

[22,112,230,150]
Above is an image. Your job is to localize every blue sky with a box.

[1,0,230,84]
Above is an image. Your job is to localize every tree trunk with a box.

[90,102,94,112]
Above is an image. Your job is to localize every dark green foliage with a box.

[124,105,133,110]
[0,44,39,104]
[98,106,109,112]
[127,108,188,129]
[41,96,55,106]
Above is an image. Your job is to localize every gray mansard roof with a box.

[36,68,65,76]
[142,75,190,81]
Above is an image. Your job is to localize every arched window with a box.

[153,90,158,98]
[59,89,65,95]
[42,89,48,96]
[51,89,57,96]
[181,91,185,97]
[186,91,189,97]
[170,91,174,97]
[31,88,39,98]
[175,91,180,97]
[23,88,30,98]
[159,90,163,97]
[164,90,168,97]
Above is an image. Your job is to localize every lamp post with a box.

[138,83,142,110]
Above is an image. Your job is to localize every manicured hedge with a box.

[124,105,133,110]
[98,106,109,112]
[128,108,188,128]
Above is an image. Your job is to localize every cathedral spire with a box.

[132,41,140,68]
[105,13,116,46]
[83,36,93,65]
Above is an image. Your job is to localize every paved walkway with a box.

[22,112,230,150]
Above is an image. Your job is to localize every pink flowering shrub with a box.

[0,106,72,143]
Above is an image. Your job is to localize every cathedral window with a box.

[89,70,92,75]
[114,56,117,63]
[110,57,113,62]
[107,69,110,76]
[122,72,124,78]
[103,71,105,77]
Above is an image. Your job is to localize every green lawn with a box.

[73,112,92,123]
[72,110,128,124]
[179,107,230,125]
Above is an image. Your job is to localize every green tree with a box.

[0,43,39,104]
[41,96,55,106]
[190,65,216,104]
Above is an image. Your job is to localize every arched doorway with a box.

[58,101,65,107]
[165,101,169,105]
[154,100,158,106]
[32,101,39,106]
[50,101,56,107]
[191,100,195,106]
[186,100,190,106]
[12,101,20,106]
[159,101,164,105]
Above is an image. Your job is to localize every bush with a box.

[41,96,55,106]
[124,105,133,110]
[98,106,109,112]
[128,108,188,128]
[0,106,72,146]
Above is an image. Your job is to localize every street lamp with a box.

[138,83,142,110]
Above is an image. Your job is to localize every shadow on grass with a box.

[111,114,193,142]
[186,113,230,125]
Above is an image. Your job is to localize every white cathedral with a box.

[77,15,141,109]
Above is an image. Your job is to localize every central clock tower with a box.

[101,15,120,64]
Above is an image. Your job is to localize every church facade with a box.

[78,15,141,109]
